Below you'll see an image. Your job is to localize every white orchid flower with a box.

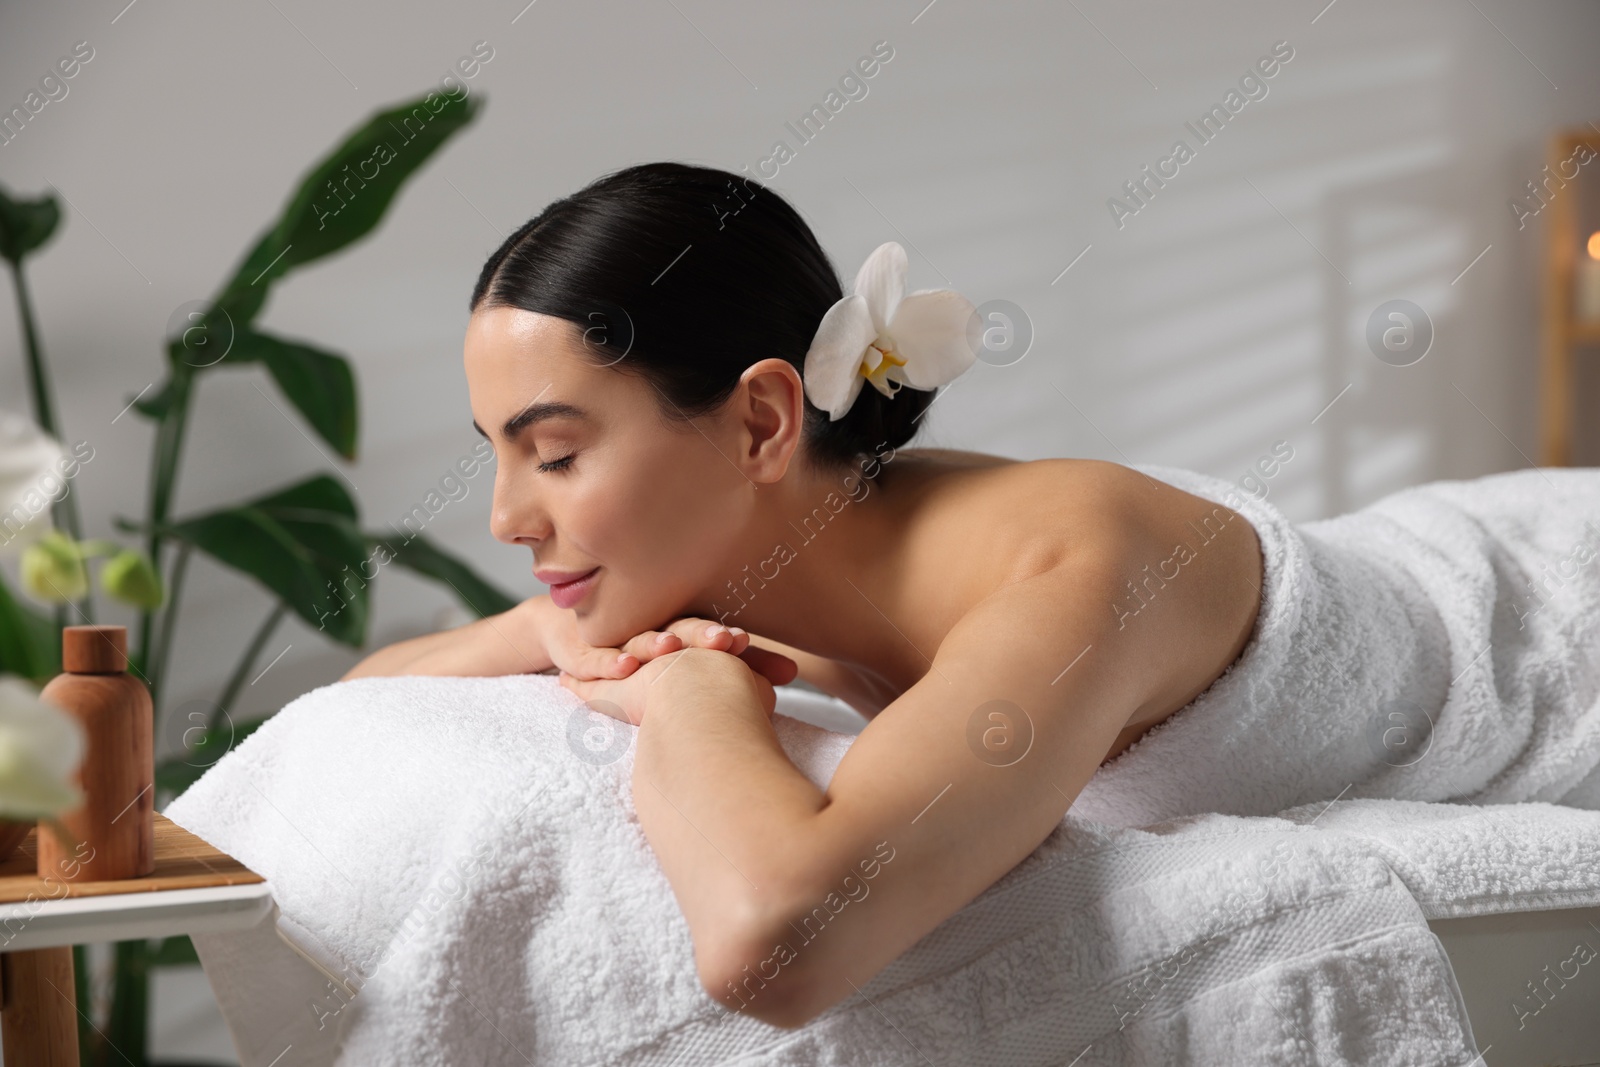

[0,409,66,556]
[0,674,85,820]
[802,241,978,421]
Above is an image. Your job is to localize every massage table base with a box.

[1429,905,1600,1067]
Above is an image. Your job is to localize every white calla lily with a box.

[802,241,979,421]
[0,674,85,820]
[0,409,66,556]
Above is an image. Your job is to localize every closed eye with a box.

[537,454,575,474]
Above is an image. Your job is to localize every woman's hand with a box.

[558,643,781,728]
[544,611,799,689]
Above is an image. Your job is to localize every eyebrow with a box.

[473,399,590,441]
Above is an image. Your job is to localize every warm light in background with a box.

[1579,231,1600,324]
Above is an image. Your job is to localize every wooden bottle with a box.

[35,625,155,882]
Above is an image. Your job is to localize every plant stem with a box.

[209,602,287,734]
[72,943,94,1064]
[147,542,191,723]
[6,258,83,545]
[8,258,95,623]
[107,363,197,1065]
[106,939,149,1064]
[136,363,194,700]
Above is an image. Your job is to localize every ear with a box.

[734,358,806,483]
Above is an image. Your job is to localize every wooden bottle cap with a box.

[61,625,128,674]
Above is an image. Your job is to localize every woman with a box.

[343,160,1266,1028]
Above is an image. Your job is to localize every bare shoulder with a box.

[750,455,1261,730]
[1001,458,1260,579]
[927,456,1197,578]
[964,458,1263,732]
[1041,460,1265,733]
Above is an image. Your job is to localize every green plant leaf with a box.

[130,375,180,421]
[0,567,60,682]
[213,89,483,324]
[0,184,62,264]
[367,530,518,618]
[155,474,370,646]
[221,329,359,460]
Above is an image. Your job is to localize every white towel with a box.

[1073,463,1600,825]
[167,680,1600,1066]
[163,463,1600,1066]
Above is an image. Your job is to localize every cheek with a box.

[580,443,721,560]
[578,445,743,633]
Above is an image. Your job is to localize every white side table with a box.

[0,813,270,1065]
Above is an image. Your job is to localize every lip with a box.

[541,565,600,609]
[535,565,598,586]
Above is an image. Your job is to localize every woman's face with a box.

[464,306,756,648]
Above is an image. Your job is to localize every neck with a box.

[688,451,916,674]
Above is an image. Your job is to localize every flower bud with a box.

[101,548,164,610]
[20,530,88,604]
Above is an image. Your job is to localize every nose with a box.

[488,469,552,546]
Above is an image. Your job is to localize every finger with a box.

[559,672,635,723]
[662,618,747,654]
[573,647,639,680]
[706,622,751,654]
[602,650,639,679]
[619,629,685,663]
[737,645,799,686]
[560,675,627,726]
[658,618,721,649]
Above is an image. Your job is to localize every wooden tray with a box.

[0,813,263,903]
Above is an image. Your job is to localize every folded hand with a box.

[553,616,797,725]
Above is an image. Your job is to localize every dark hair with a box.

[468,161,931,471]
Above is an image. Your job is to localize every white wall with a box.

[2,0,1597,730]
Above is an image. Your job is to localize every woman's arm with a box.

[634,549,1163,1028]
[342,599,798,686]
[738,632,896,719]
[340,595,558,680]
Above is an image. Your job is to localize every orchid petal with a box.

[832,372,869,420]
[0,410,65,557]
[802,294,876,420]
[0,675,85,820]
[887,289,979,389]
[852,242,907,336]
